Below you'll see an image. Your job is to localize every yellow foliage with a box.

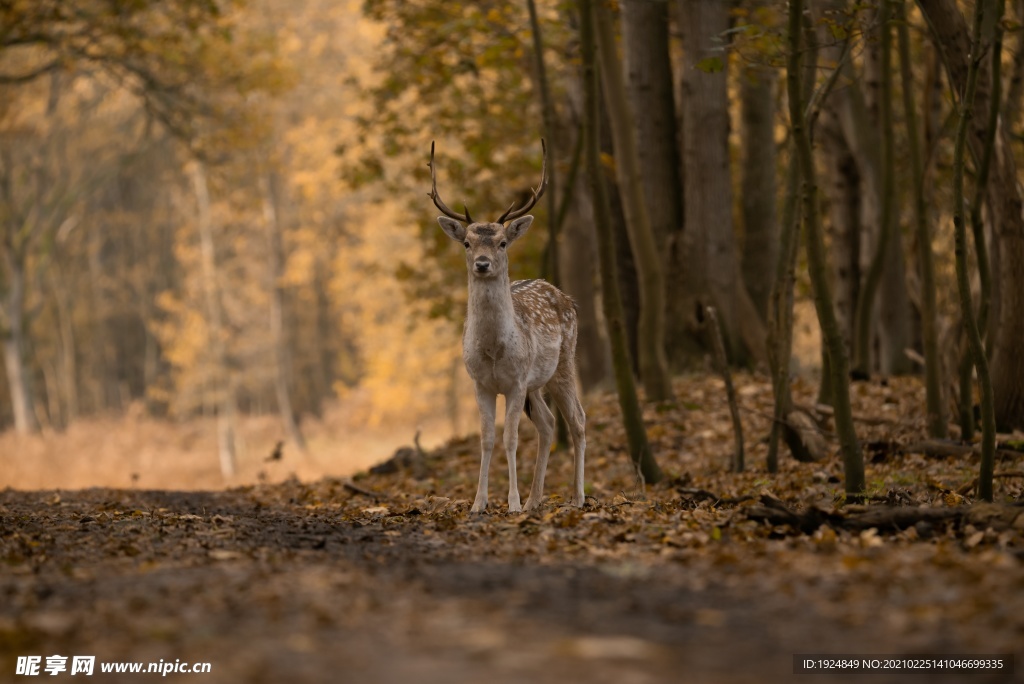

[330,202,463,426]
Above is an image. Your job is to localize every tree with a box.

[942,0,998,500]
[620,0,687,369]
[852,0,910,378]
[919,0,1024,431]
[593,0,673,402]
[787,0,865,496]
[260,165,307,452]
[896,0,945,438]
[679,0,766,365]
[579,0,662,485]
[0,0,278,434]
[739,49,779,320]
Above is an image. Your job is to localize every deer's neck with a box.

[465,273,518,348]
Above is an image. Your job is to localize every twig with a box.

[706,306,744,472]
[413,429,426,458]
[342,479,379,500]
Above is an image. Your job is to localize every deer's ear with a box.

[438,216,466,242]
[506,215,534,243]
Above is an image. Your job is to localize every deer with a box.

[428,139,586,513]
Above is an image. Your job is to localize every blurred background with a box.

[0,0,1005,489]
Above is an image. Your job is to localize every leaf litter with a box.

[1,372,1022,683]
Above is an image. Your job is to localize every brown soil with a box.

[2,373,1022,683]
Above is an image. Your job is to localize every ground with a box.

[1,374,1022,683]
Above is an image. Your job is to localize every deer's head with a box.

[429,140,546,280]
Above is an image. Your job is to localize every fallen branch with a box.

[342,479,380,500]
[785,408,828,462]
[877,439,1023,461]
[740,405,829,461]
[743,495,1024,533]
[676,486,755,507]
[957,471,1024,496]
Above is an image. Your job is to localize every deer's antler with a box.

[428,141,473,224]
[497,138,548,224]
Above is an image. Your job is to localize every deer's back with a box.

[510,279,577,336]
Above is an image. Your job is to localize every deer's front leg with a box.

[471,387,497,513]
[503,386,527,513]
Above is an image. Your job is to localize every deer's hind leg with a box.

[548,374,586,507]
[524,388,555,512]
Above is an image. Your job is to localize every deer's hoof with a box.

[570,493,585,508]
[470,500,488,514]
[524,497,543,512]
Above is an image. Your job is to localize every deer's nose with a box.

[474,259,491,273]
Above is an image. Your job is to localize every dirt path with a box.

[1,485,1019,683]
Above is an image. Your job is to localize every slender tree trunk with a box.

[919,0,1024,431]
[50,264,78,424]
[853,0,909,377]
[190,161,236,480]
[957,0,1003,439]
[261,169,306,452]
[579,0,662,484]
[788,0,865,496]
[1003,0,1024,130]
[950,0,997,500]
[970,0,1003,347]
[594,0,672,402]
[897,0,945,438]
[766,141,801,473]
[526,0,559,285]
[1,252,39,434]
[525,0,571,447]
[768,14,832,470]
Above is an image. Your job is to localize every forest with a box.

[1,0,1024,681]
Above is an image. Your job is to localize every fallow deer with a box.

[428,140,586,513]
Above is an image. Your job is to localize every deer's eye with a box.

[463,241,470,249]
[499,241,507,249]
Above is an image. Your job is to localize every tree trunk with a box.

[621,0,687,370]
[853,0,912,377]
[819,118,862,351]
[787,0,865,496]
[526,0,560,288]
[739,36,778,319]
[559,142,610,393]
[949,0,997,501]
[680,0,755,363]
[919,0,1024,431]
[1003,0,1024,130]
[190,161,237,480]
[579,0,662,484]
[1,251,39,434]
[897,0,945,438]
[261,169,306,452]
[594,0,673,402]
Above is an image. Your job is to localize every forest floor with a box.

[1,373,1023,683]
